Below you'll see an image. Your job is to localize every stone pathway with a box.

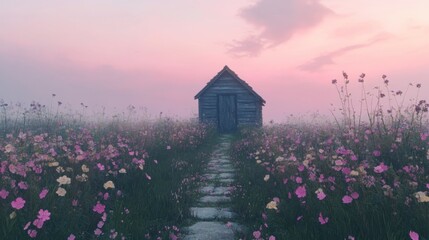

[183,135,243,240]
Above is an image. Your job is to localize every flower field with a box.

[0,110,216,239]
[230,75,429,240]
[2,74,429,240]
[231,122,429,239]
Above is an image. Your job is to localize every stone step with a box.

[199,186,232,196]
[190,207,237,220]
[207,164,234,171]
[198,195,231,204]
[182,135,243,240]
[206,169,236,174]
[203,173,235,180]
[183,222,237,240]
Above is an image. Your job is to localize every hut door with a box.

[218,94,237,132]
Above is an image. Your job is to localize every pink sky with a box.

[1,0,429,122]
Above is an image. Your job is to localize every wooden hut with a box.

[194,65,265,132]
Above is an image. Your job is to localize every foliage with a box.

[231,74,429,240]
[0,107,216,239]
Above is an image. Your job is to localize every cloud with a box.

[298,33,392,72]
[229,0,333,57]
[227,35,266,57]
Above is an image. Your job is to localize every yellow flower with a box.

[81,164,89,173]
[350,170,359,176]
[4,144,15,153]
[414,191,429,203]
[263,175,270,182]
[305,154,314,161]
[56,187,67,197]
[266,201,277,210]
[303,160,309,168]
[48,161,59,167]
[57,175,71,185]
[315,188,323,194]
[103,180,115,189]
[75,174,88,182]
[358,166,367,175]
[56,166,65,173]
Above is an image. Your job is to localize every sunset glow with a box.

[1,0,429,121]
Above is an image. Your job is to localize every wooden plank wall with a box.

[199,72,262,126]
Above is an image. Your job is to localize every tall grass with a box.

[0,102,217,239]
[231,73,429,240]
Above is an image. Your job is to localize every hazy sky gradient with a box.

[1,0,429,121]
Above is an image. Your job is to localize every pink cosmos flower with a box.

[0,189,9,199]
[33,219,44,229]
[253,230,261,239]
[295,185,307,198]
[97,220,104,228]
[103,192,109,200]
[67,234,76,240]
[403,166,411,173]
[295,177,302,184]
[350,192,359,199]
[93,202,106,214]
[316,189,326,200]
[342,167,351,175]
[342,195,353,204]
[33,135,44,143]
[11,197,26,210]
[269,236,276,240]
[97,163,105,171]
[37,209,51,222]
[28,229,37,238]
[169,233,178,240]
[24,221,31,230]
[374,162,388,173]
[9,164,16,174]
[18,181,28,190]
[94,228,103,236]
[318,212,329,224]
[373,150,381,157]
[409,231,419,240]
[39,188,48,199]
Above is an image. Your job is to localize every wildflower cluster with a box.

[231,74,428,239]
[0,115,213,239]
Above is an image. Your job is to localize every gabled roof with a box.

[194,65,266,105]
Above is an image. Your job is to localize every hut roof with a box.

[194,65,266,105]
